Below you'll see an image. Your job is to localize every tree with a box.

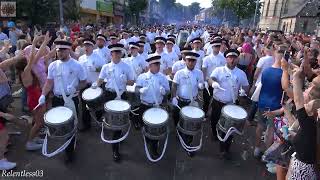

[189,2,201,18]
[213,0,259,25]
[159,0,176,20]
[127,0,148,25]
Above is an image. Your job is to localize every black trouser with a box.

[210,98,233,153]
[138,103,160,157]
[203,86,213,114]
[52,96,79,159]
[104,91,127,154]
[248,101,258,122]
[172,98,193,149]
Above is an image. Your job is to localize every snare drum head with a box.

[45,106,73,125]
[181,106,205,119]
[126,83,136,93]
[82,87,102,101]
[222,105,247,120]
[104,100,131,112]
[143,108,168,125]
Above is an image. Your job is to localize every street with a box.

[4,94,273,180]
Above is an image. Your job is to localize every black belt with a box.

[141,101,156,106]
[54,94,78,99]
[177,97,192,103]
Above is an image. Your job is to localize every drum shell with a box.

[125,91,140,108]
[179,107,204,135]
[217,106,247,133]
[104,101,131,130]
[44,115,75,139]
[143,110,168,139]
[82,90,105,110]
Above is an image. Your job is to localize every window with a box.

[302,20,308,31]
[283,0,289,14]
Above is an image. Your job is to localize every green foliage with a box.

[212,0,259,21]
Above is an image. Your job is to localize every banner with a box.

[1,1,16,17]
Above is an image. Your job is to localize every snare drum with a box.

[82,87,104,110]
[44,106,75,138]
[126,83,140,107]
[179,106,205,136]
[217,105,247,133]
[143,108,168,140]
[104,100,131,130]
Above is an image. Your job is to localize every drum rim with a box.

[180,106,205,120]
[44,106,74,125]
[142,107,169,125]
[222,104,247,120]
[82,87,103,101]
[104,99,131,112]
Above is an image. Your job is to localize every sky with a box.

[175,0,212,8]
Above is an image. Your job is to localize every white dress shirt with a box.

[210,66,249,104]
[136,71,170,104]
[202,53,226,79]
[99,60,134,93]
[173,67,204,100]
[79,53,106,84]
[93,46,111,63]
[47,58,86,96]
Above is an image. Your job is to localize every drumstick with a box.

[33,103,41,111]
[205,86,211,96]
[218,87,226,91]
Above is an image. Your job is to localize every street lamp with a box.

[59,0,64,26]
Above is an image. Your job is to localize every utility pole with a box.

[253,0,259,28]
[59,0,64,26]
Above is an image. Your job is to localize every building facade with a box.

[80,0,113,24]
[259,0,320,34]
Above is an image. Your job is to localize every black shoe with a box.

[113,151,121,162]
[219,152,231,160]
[134,123,141,130]
[187,151,195,157]
[64,153,74,164]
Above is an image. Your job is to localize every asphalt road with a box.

[3,94,274,180]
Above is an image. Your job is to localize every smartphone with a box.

[284,50,290,61]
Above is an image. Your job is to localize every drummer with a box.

[208,49,249,160]
[78,38,106,131]
[152,37,173,76]
[135,55,170,158]
[123,42,148,80]
[91,43,134,162]
[202,39,226,115]
[171,51,205,157]
[172,47,192,77]
[38,40,87,163]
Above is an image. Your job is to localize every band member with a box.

[137,41,148,61]
[123,42,148,80]
[139,34,152,54]
[152,37,173,76]
[135,55,170,158]
[171,51,204,157]
[208,49,249,160]
[91,43,134,162]
[172,47,192,77]
[202,39,226,114]
[165,38,179,64]
[93,34,111,63]
[78,38,106,131]
[191,37,205,69]
[38,40,87,163]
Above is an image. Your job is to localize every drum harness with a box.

[101,67,131,144]
[216,67,244,142]
[42,62,78,157]
[176,72,204,152]
[142,75,169,162]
